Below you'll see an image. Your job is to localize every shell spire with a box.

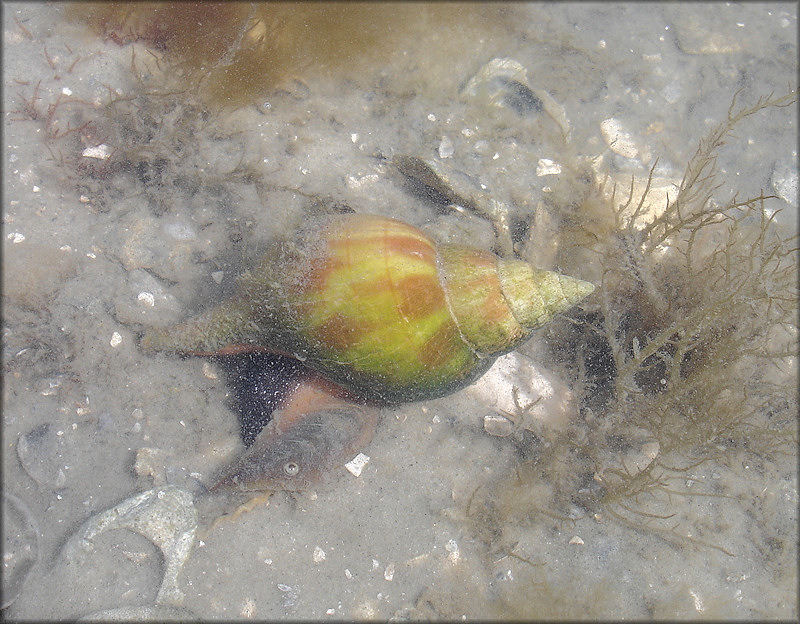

[498,258,595,329]
[436,246,594,355]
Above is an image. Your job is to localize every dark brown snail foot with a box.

[210,356,379,493]
[215,351,312,446]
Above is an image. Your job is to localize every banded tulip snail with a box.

[142,212,594,404]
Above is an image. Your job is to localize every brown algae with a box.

[462,90,798,561]
[66,2,519,109]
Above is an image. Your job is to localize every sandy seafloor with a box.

[2,2,798,621]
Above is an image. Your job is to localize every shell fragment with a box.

[600,118,638,158]
[62,486,198,606]
[345,452,370,477]
[464,352,577,435]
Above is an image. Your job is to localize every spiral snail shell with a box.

[141,213,594,403]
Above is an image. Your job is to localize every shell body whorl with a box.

[141,213,594,403]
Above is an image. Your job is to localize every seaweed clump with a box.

[66,2,514,109]
[463,90,798,559]
[588,92,797,429]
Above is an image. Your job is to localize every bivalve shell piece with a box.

[464,352,577,435]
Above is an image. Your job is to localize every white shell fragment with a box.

[483,412,514,437]
[444,539,460,564]
[62,486,198,606]
[438,135,455,159]
[464,352,577,436]
[276,583,299,608]
[600,118,639,158]
[771,161,798,207]
[345,452,370,477]
[536,158,562,176]
[81,144,112,160]
[202,361,218,380]
[138,292,156,307]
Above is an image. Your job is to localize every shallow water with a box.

[3,2,797,620]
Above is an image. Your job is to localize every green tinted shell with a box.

[141,214,594,402]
